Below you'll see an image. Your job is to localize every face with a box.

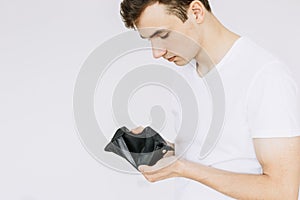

[136,2,201,66]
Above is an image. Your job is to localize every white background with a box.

[1,0,299,200]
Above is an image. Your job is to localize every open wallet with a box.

[104,126,174,170]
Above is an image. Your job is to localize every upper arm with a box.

[246,61,300,138]
[253,136,300,197]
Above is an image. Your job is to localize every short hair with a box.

[120,0,211,29]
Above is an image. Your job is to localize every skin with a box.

[136,1,240,76]
[131,1,300,199]
[132,129,300,199]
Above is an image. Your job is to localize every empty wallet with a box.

[104,126,174,169]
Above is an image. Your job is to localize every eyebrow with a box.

[139,29,168,39]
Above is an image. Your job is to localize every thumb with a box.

[131,126,144,134]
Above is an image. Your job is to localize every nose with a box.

[150,39,166,59]
[152,47,167,58]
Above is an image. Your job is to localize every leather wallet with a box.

[104,126,174,169]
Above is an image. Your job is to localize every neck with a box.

[195,14,240,76]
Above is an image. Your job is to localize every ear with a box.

[187,0,206,23]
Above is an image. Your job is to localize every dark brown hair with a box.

[120,0,211,29]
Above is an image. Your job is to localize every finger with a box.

[138,157,177,175]
[145,156,177,172]
[138,165,156,173]
[166,141,175,149]
[163,150,175,158]
[144,173,173,183]
[131,126,144,134]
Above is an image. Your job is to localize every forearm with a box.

[179,160,298,200]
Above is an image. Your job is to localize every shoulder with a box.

[249,60,298,95]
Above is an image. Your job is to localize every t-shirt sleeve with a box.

[246,61,300,138]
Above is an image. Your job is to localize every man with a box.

[120,0,300,199]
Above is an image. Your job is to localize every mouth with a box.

[167,56,176,62]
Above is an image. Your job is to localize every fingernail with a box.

[138,166,143,172]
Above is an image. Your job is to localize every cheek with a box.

[182,32,201,57]
[168,40,198,61]
[166,33,198,56]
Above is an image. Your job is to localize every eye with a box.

[160,32,169,39]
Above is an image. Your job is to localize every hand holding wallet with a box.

[104,126,174,170]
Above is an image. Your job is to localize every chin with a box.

[174,59,189,66]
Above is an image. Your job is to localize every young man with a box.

[120,0,300,199]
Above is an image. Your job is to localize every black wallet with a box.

[104,126,174,169]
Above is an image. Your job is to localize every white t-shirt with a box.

[171,37,300,199]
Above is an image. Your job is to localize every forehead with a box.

[138,2,185,27]
[136,2,183,37]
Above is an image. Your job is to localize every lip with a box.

[167,56,176,62]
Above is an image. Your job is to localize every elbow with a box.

[274,193,298,200]
[271,186,299,200]
[282,191,299,200]
[263,172,299,200]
